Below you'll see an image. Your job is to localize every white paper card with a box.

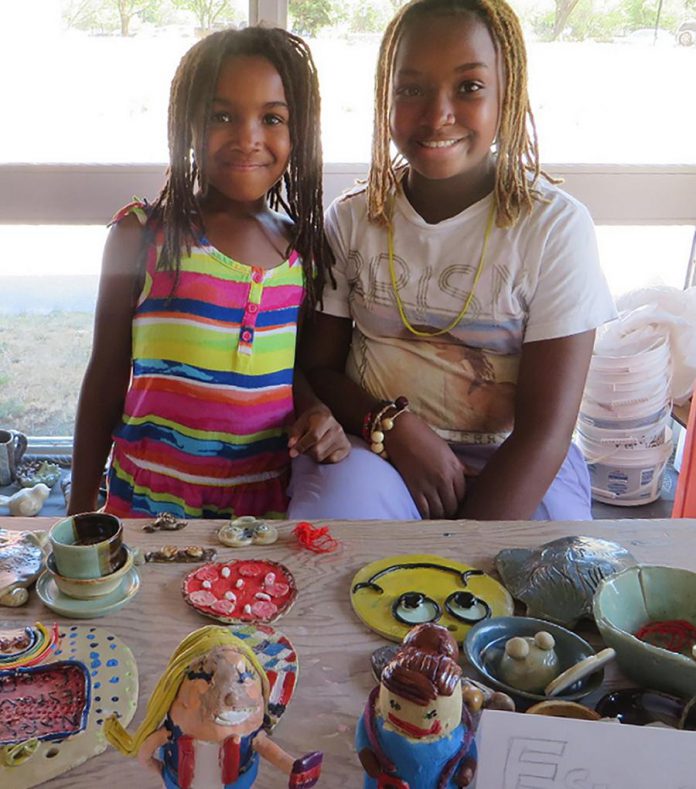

[474,708,696,788]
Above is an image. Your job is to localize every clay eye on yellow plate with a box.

[392,592,441,625]
[445,591,491,624]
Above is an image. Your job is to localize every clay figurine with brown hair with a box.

[356,623,477,788]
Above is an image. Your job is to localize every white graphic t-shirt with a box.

[321,178,617,447]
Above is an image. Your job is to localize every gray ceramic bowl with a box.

[593,564,696,698]
[463,615,603,705]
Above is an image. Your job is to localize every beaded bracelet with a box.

[361,400,391,445]
[367,396,409,459]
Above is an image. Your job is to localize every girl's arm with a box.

[288,369,350,463]
[68,216,143,514]
[459,330,595,520]
[253,732,323,787]
[299,313,466,518]
[136,727,169,774]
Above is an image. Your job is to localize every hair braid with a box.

[368,0,557,228]
[150,27,331,307]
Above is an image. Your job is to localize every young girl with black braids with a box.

[290,0,616,522]
[69,26,348,519]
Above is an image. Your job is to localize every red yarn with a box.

[634,619,696,655]
[293,521,339,553]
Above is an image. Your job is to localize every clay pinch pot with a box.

[595,688,696,730]
[526,700,601,721]
[46,546,133,599]
[593,564,696,698]
[463,616,604,708]
[49,512,123,579]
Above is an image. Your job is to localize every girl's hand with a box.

[288,751,323,788]
[385,412,467,519]
[288,404,351,463]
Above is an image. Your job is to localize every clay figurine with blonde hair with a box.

[104,626,322,788]
[356,623,477,788]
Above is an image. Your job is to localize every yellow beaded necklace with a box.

[387,197,496,338]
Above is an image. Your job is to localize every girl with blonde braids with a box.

[105,626,322,788]
[290,0,616,521]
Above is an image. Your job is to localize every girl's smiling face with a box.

[389,13,500,189]
[203,54,291,206]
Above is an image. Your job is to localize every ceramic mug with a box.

[49,513,123,579]
[0,429,28,486]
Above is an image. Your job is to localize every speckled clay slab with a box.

[0,529,48,604]
[0,624,138,789]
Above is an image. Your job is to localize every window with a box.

[306,0,696,166]
[1,0,695,442]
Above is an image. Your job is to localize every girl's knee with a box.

[288,436,420,520]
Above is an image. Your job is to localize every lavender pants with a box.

[287,436,592,521]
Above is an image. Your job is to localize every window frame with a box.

[2,163,696,226]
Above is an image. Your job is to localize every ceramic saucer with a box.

[35,567,140,618]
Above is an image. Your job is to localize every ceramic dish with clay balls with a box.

[46,546,133,599]
[593,564,696,698]
[463,615,605,706]
[182,559,297,624]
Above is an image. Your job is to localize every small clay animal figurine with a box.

[218,517,279,548]
[104,625,322,788]
[495,536,637,626]
[498,632,560,694]
[0,484,51,518]
[357,623,477,788]
[144,546,217,563]
[143,512,188,533]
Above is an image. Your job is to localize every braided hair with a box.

[151,26,331,307]
[369,0,555,228]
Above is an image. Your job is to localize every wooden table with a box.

[3,516,696,788]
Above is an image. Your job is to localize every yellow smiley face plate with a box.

[350,554,514,644]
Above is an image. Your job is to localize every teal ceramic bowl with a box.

[463,615,603,706]
[593,565,696,698]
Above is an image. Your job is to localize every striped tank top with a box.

[105,201,304,519]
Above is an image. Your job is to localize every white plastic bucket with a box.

[582,380,670,417]
[577,419,670,451]
[585,368,669,392]
[579,392,672,430]
[583,429,673,506]
[592,332,670,370]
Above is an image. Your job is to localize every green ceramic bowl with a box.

[46,546,133,599]
[593,565,696,698]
